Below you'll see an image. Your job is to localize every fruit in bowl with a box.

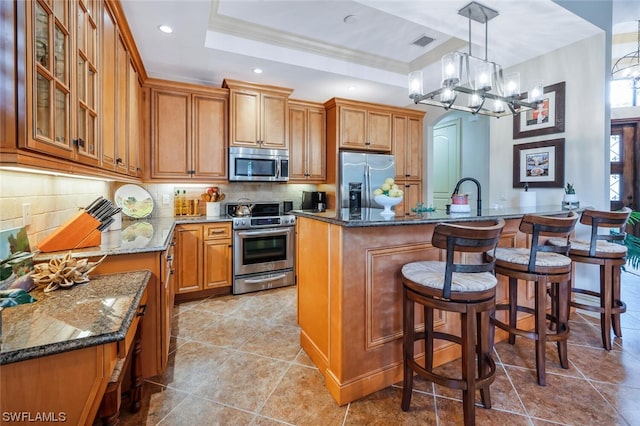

[373,178,403,215]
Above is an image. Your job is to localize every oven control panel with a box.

[232,214,296,230]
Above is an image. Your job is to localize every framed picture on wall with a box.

[513,82,565,139]
[512,139,565,188]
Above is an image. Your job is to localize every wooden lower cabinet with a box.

[395,181,421,217]
[296,216,532,405]
[90,240,175,379]
[0,343,117,425]
[175,223,232,295]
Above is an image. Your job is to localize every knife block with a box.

[37,211,101,252]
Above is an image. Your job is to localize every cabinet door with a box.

[406,116,423,181]
[396,181,422,217]
[288,105,307,180]
[367,110,392,152]
[204,239,232,289]
[192,94,227,179]
[175,225,203,293]
[115,33,128,173]
[261,93,288,148]
[101,6,117,169]
[339,106,367,149]
[75,0,99,166]
[25,0,73,157]
[307,107,326,181]
[229,90,260,147]
[393,115,408,180]
[127,60,141,176]
[151,89,191,178]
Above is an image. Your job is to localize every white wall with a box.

[489,33,608,211]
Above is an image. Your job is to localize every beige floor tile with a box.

[346,386,437,425]
[193,351,289,412]
[239,323,301,361]
[148,340,233,392]
[118,382,189,426]
[506,366,619,424]
[189,315,263,349]
[568,344,640,386]
[260,364,347,425]
[157,394,255,425]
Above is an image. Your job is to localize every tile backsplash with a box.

[0,169,321,247]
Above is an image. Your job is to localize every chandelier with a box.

[408,1,542,118]
[612,20,640,80]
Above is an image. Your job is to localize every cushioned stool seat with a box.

[547,207,631,350]
[401,219,504,426]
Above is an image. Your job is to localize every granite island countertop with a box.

[0,270,151,365]
[292,205,581,227]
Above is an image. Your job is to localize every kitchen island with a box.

[293,206,571,405]
[0,271,150,424]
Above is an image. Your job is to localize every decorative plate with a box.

[114,184,154,218]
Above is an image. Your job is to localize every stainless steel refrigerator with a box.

[339,151,395,210]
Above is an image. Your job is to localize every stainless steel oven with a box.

[227,202,296,294]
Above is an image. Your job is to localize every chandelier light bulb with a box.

[529,81,544,103]
[441,88,455,102]
[408,71,424,97]
[468,93,482,108]
[504,73,520,97]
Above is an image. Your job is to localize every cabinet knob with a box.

[116,158,123,164]
[73,138,85,148]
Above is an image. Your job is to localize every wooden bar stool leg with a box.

[535,279,548,386]
[508,277,518,345]
[611,260,623,338]
[425,305,434,370]
[601,263,613,351]
[478,310,492,408]
[461,309,475,426]
[402,288,415,412]
[557,279,570,369]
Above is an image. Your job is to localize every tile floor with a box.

[119,270,640,426]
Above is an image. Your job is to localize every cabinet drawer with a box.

[204,224,231,240]
[118,288,148,358]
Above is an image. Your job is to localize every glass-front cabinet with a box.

[23,0,100,166]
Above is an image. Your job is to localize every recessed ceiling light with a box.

[253,68,263,74]
[158,25,173,34]
[343,15,358,24]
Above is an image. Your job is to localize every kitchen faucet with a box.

[452,177,482,216]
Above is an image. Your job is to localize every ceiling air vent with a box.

[412,35,434,48]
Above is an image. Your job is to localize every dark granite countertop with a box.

[292,205,579,227]
[35,215,232,260]
[0,270,151,365]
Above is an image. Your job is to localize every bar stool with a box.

[401,218,504,426]
[489,212,578,386]
[547,207,631,350]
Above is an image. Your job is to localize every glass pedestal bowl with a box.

[374,194,403,216]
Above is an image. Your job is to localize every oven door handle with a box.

[244,273,288,283]
[236,228,291,237]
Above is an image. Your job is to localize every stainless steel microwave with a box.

[228,147,289,182]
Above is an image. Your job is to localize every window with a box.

[611,78,640,107]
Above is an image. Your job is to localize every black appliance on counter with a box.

[301,191,327,211]
[225,201,296,295]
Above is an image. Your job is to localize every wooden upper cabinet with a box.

[223,79,293,149]
[325,99,393,152]
[101,4,117,170]
[393,113,424,181]
[22,0,74,159]
[127,59,141,176]
[149,82,228,181]
[150,89,190,178]
[115,33,128,173]
[192,94,227,179]
[288,100,326,182]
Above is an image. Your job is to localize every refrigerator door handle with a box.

[364,164,371,208]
